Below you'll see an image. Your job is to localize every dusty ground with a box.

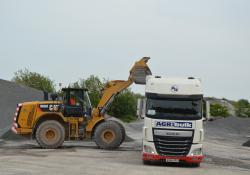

[0,140,249,175]
[0,118,250,175]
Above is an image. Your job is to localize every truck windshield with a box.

[146,98,202,120]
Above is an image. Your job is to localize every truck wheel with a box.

[36,120,65,149]
[94,121,123,150]
[143,160,151,165]
[191,163,200,167]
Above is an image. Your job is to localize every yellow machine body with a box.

[12,57,152,145]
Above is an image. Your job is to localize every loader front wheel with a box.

[36,120,65,149]
[94,121,123,150]
[114,121,126,144]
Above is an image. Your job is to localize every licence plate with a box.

[166,159,179,163]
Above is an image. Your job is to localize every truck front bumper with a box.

[142,141,204,163]
[142,152,204,163]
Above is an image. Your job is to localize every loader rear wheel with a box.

[36,120,65,149]
[94,121,123,150]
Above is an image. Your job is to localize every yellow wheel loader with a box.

[11,57,151,149]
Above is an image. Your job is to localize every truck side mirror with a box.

[203,100,210,121]
[137,98,146,119]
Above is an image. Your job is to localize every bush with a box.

[235,99,250,117]
[108,89,142,122]
[210,103,229,117]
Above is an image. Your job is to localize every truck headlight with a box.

[143,145,155,154]
[191,148,202,156]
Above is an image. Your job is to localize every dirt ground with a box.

[0,140,249,175]
[0,118,250,175]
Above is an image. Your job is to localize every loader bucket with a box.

[130,57,152,84]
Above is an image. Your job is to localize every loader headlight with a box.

[191,148,202,156]
[143,145,155,154]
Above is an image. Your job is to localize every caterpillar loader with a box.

[11,57,151,149]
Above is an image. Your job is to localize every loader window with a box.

[62,88,92,117]
[67,91,84,106]
[63,89,85,117]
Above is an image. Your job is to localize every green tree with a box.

[71,75,104,107]
[237,99,249,108]
[210,103,229,117]
[108,89,142,122]
[12,69,55,93]
[235,99,250,117]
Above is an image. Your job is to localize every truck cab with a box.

[140,76,204,166]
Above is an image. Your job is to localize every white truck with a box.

[138,75,205,166]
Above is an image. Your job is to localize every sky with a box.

[0,0,250,101]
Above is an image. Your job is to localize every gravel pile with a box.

[0,79,43,138]
[243,140,250,147]
[205,116,250,146]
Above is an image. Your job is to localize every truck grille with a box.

[153,130,193,157]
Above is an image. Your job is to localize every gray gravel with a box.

[204,116,250,145]
[0,79,43,137]
[0,120,250,175]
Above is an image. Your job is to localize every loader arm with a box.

[95,80,133,116]
[85,57,152,132]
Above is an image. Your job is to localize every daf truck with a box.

[138,76,205,166]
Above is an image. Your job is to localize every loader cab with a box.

[62,88,92,117]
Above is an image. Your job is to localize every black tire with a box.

[36,120,65,149]
[112,121,126,145]
[94,121,123,150]
[191,163,200,167]
[143,160,151,165]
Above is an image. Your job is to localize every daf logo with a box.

[171,85,178,93]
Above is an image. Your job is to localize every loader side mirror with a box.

[51,93,58,101]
